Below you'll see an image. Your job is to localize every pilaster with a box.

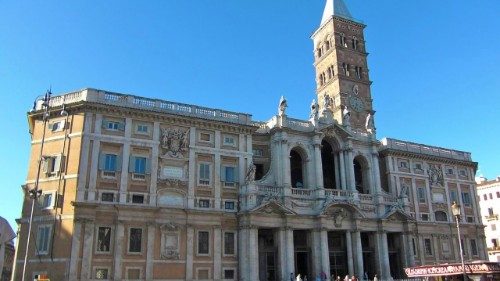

[113,221,124,280]
[346,230,354,276]
[188,127,196,208]
[146,223,155,280]
[149,122,160,205]
[68,220,83,280]
[186,226,194,280]
[213,226,222,280]
[119,118,132,203]
[80,220,94,280]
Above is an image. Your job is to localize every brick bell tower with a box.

[312,0,374,133]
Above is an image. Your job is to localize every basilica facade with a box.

[14,0,485,280]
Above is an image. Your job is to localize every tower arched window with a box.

[342,63,350,76]
[355,66,362,79]
[327,67,333,79]
[317,48,322,58]
[339,33,346,47]
[352,36,358,50]
[325,40,330,51]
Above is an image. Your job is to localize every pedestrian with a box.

[336,276,341,281]
[344,275,350,281]
[373,274,378,281]
[351,275,358,281]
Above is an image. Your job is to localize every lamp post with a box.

[21,91,51,281]
[451,201,467,281]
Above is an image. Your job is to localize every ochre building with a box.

[14,0,486,280]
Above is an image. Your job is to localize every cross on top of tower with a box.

[321,0,354,25]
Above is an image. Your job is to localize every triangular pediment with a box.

[251,200,296,216]
[384,208,412,222]
[321,200,364,219]
[321,123,353,140]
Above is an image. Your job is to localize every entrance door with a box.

[295,252,309,280]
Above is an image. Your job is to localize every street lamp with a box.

[451,201,467,281]
[21,90,52,281]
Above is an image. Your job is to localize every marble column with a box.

[149,122,160,206]
[353,231,364,277]
[187,127,196,208]
[248,227,259,281]
[81,220,94,280]
[278,228,288,281]
[432,234,440,263]
[334,154,341,189]
[113,221,124,280]
[68,220,83,280]
[418,236,426,265]
[371,152,382,193]
[320,229,331,278]
[346,231,354,276]
[339,151,346,190]
[213,227,222,280]
[286,228,295,278]
[145,223,155,280]
[451,234,459,261]
[214,133,222,209]
[380,232,391,280]
[282,137,290,187]
[119,118,132,203]
[313,138,324,189]
[186,227,194,280]
[311,230,322,277]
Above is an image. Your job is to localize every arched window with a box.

[352,36,358,50]
[325,40,330,51]
[339,33,346,47]
[321,140,337,189]
[353,156,370,194]
[290,149,305,188]
[317,47,322,58]
[435,211,448,222]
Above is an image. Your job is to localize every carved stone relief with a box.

[427,164,444,187]
[160,222,181,260]
[160,127,189,159]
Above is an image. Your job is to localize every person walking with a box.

[373,274,378,281]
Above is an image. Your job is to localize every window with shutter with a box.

[36,225,52,255]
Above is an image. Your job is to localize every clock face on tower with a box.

[349,96,365,112]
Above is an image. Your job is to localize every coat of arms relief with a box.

[158,127,190,184]
[160,127,190,159]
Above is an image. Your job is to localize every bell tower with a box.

[312,0,374,132]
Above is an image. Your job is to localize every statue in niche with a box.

[310,99,319,119]
[342,106,351,127]
[365,113,376,134]
[245,163,256,184]
[399,183,409,198]
[427,164,444,187]
[323,93,333,110]
[278,95,287,116]
[332,208,348,227]
[160,127,189,158]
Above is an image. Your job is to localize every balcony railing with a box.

[36,88,253,126]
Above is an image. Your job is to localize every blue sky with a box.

[1,0,499,229]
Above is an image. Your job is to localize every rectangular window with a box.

[466,216,474,223]
[49,120,65,132]
[137,124,148,134]
[198,231,209,255]
[450,190,458,204]
[101,192,115,202]
[489,207,494,216]
[484,194,488,201]
[224,269,235,280]
[36,225,51,255]
[95,268,109,280]
[129,228,142,253]
[497,192,500,198]
[200,133,211,142]
[107,121,120,130]
[38,193,54,209]
[421,213,429,221]
[104,154,117,172]
[414,163,422,171]
[223,136,235,146]
[198,163,211,185]
[97,227,112,252]
[424,238,433,256]
[222,166,238,187]
[198,199,210,208]
[470,239,478,256]
[134,157,147,174]
[131,194,145,204]
[492,224,496,231]
[224,232,235,255]
[459,169,467,177]
[490,193,494,200]
[224,201,235,210]
[462,192,471,206]
[42,155,63,176]
[417,187,426,203]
